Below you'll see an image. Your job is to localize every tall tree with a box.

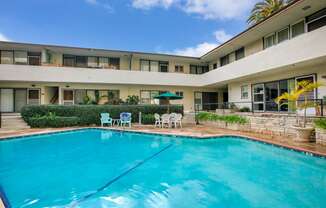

[247,0,293,25]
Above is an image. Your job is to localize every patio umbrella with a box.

[154,92,183,113]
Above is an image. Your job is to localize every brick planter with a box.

[316,128,326,145]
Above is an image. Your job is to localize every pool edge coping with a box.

[0,127,326,158]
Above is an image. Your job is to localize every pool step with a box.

[1,113,30,130]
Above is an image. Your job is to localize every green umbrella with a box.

[154,92,183,113]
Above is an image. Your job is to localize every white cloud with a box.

[131,0,259,20]
[214,30,232,43]
[85,0,114,13]
[182,0,258,20]
[132,0,175,9]
[173,42,218,57]
[0,33,11,42]
[165,29,232,57]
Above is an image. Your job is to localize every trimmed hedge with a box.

[29,116,80,128]
[196,112,248,125]
[142,114,156,124]
[21,104,183,126]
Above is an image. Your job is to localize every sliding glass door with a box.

[265,81,279,111]
[252,75,315,112]
[253,84,264,111]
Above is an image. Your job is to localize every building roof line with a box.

[0,41,201,60]
[200,0,303,58]
[0,0,303,61]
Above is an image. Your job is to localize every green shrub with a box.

[314,118,326,130]
[221,115,248,124]
[142,114,156,124]
[29,116,79,128]
[239,107,250,112]
[196,112,248,125]
[21,104,183,127]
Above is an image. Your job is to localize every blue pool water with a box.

[1,129,326,208]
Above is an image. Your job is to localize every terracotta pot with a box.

[291,126,314,142]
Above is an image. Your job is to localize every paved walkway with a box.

[1,124,326,157]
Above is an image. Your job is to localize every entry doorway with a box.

[194,92,218,111]
[0,89,14,112]
[0,88,40,113]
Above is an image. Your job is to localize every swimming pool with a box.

[1,129,326,208]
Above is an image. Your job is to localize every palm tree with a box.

[247,0,293,25]
[275,80,322,127]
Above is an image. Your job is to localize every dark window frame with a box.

[189,64,209,74]
[140,59,169,72]
[220,55,229,67]
[235,47,245,60]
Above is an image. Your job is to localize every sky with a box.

[0,0,260,57]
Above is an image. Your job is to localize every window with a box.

[0,51,14,64]
[14,51,28,64]
[307,16,326,32]
[175,65,184,73]
[140,91,150,104]
[99,57,109,68]
[74,89,87,104]
[277,27,289,43]
[150,61,159,72]
[190,65,197,74]
[109,58,120,69]
[75,56,87,68]
[291,20,305,38]
[63,55,75,67]
[213,63,217,69]
[63,90,74,105]
[140,60,150,71]
[296,75,316,100]
[27,89,40,105]
[235,48,245,60]
[220,55,229,66]
[176,91,183,97]
[28,52,41,65]
[88,57,98,68]
[264,34,275,48]
[265,81,279,111]
[140,60,168,72]
[194,92,203,110]
[241,85,248,99]
[306,8,326,32]
[108,90,120,100]
[190,65,209,74]
[140,90,159,104]
[159,61,169,72]
[253,84,264,111]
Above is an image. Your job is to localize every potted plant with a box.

[275,80,322,142]
[314,118,326,145]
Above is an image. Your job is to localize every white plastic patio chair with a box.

[171,113,183,128]
[154,113,161,128]
[161,114,171,128]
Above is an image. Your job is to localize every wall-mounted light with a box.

[31,84,36,87]
[302,5,311,11]
[66,85,70,88]
[322,75,326,79]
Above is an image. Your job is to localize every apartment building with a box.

[0,0,326,113]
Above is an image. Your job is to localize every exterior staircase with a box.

[0,113,30,130]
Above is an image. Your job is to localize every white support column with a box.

[58,86,63,105]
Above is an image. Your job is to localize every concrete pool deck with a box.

[1,124,326,157]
